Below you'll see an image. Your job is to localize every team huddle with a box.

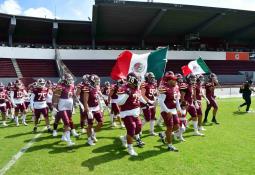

[0,71,219,156]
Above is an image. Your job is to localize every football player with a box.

[140,72,158,136]
[82,74,104,146]
[10,80,28,126]
[118,72,146,156]
[203,73,220,124]
[76,74,90,133]
[30,78,52,133]
[52,74,78,146]
[108,79,125,127]
[0,82,9,126]
[195,75,209,130]
[158,74,179,151]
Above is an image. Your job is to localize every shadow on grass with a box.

[129,145,168,161]
[81,138,127,171]
[233,111,247,115]
[4,130,34,138]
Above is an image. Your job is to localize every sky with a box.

[0,0,255,20]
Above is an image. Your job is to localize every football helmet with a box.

[15,80,23,89]
[197,74,205,84]
[209,73,218,82]
[88,74,100,87]
[63,73,74,85]
[127,72,140,88]
[82,74,90,83]
[105,81,110,87]
[165,71,174,76]
[37,78,46,88]
[186,73,196,84]
[175,73,184,83]
[145,72,156,84]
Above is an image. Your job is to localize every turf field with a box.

[0,97,255,175]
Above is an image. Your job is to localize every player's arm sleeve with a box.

[30,93,35,108]
[176,95,181,111]
[158,93,168,112]
[10,91,15,105]
[115,94,129,106]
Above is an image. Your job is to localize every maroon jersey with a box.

[102,86,111,96]
[119,85,140,111]
[140,82,157,107]
[32,87,48,102]
[140,82,157,101]
[159,84,178,109]
[196,83,203,101]
[205,82,216,99]
[181,84,195,104]
[77,82,89,103]
[111,84,119,100]
[0,90,7,104]
[13,87,26,99]
[57,83,75,99]
[83,86,99,107]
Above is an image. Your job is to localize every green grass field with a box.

[1,97,255,175]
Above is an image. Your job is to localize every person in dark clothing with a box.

[238,80,255,112]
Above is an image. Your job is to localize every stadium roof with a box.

[0,13,91,45]
[94,0,255,43]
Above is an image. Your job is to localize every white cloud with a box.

[0,0,22,15]
[23,7,56,19]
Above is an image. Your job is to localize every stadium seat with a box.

[0,59,17,77]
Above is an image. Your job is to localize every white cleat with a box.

[61,135,67,142]
[2,122,8,127]
[22,121,28,126]
[120,123,125,128]
[120,136,128,148]
[179,135,186,142]
[71,129,80,138]
[67,141,75,147]
[198,126,206,131]
[81,128,86,134]
[193,131,204,136]
[111,122,117,128]
[87,139,95,146]
[150,131,157,136]
[128,148,138,156]
[52,130,58,137]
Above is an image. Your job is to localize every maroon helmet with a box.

[127,72,140,88]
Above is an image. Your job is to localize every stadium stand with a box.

[16,59,58,77]
[0,59,17,77]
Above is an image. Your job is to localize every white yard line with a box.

[0,127,47,175]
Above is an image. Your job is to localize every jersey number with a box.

[38,93,46,101]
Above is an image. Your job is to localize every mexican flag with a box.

[181,57,211,76]
[111,47,168,80]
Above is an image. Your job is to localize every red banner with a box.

[226,52,249,61]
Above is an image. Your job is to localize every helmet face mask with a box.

[187,74,196,84]
[82,74,90,84]
[37,78,46,88]
[197,75,205,84]
[145,72,156,84]
[117,79,125,87]
[209,73,218,83]
[175,73,183,83]
[105,81,110,87]
[63,74,74,86]
[89,74,100,88]
[15,80,23,89]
